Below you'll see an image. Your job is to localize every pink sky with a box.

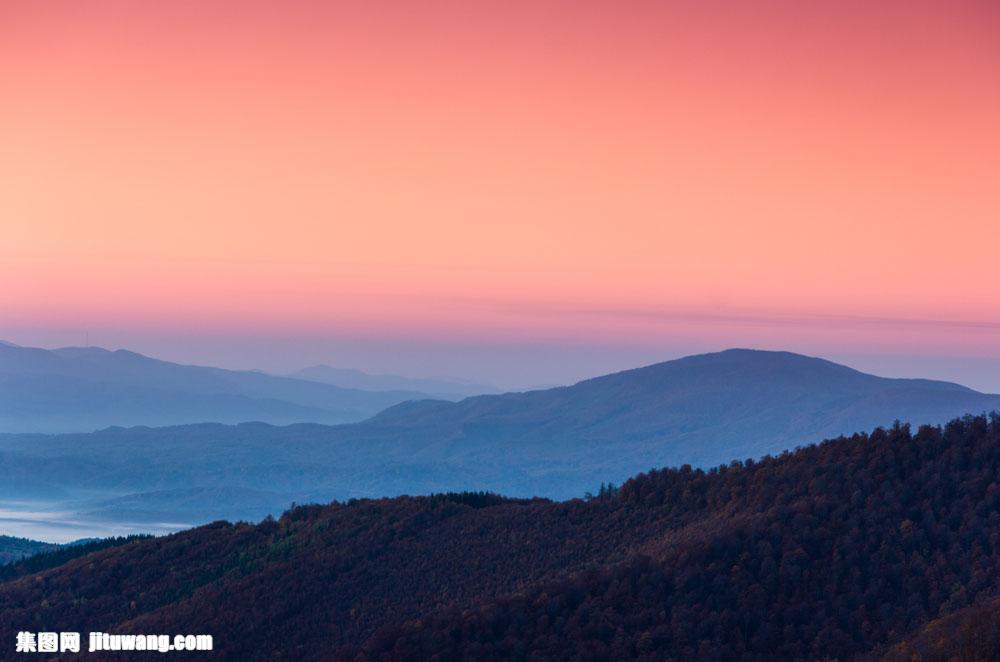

[2,1,999,386]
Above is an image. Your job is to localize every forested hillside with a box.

[0,535,150,581]
[884,595,1000,661]
[2,415,1000,660]
[0,535,57,565]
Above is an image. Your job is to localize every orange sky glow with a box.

[2,1,999,383]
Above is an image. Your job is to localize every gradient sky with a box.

[2,1,999,389]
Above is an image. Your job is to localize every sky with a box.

[2,1,999,390]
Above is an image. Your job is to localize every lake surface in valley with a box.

[0,502,188,543]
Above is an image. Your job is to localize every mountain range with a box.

[289,364,499,398]
[1,415,997,659]
[0,535,58,565]
[0,342,446,433]
[2,348,998,526]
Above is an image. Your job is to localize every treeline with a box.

[0,535,152,582]
[356,415,1000,660]
[2,416,1000,660]
[0,535,58,565]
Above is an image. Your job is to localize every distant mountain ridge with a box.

[0,535,58,565]
[358,348,1000,476]
[2,349,999,524]
[0,342,441,433]
[290,364,499,398]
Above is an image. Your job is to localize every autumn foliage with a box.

[2,415,1000,660]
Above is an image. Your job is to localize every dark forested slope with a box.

[0,536,58,565]
[2,415,1000,660]
[884,595,1000,662]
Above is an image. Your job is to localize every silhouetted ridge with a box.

[5,349,1000,517]
[291,364,498,398]
[3,416,1000,659]
[0,536,152,582]
[0,536,58,565]
[0,342,438,433]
